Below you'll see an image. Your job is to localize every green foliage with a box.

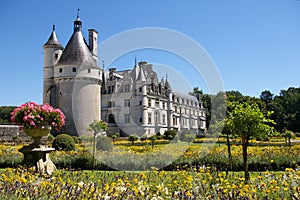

[87,120,108,134]
[0,106,16,123]
[72,136,80,144]
[164,130,177,140]
[52,134,75,151]
[96,136,113,152]
[225,101,274,181]
[111,133,119,142]
[268,87,300,133]
[184,134,195,143]
[128,135,139,145]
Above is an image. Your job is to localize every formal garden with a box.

[0,88,299,199]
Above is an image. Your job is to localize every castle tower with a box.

[43,25,63,106]
[44,12,102,136]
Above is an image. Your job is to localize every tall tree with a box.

[226,102,274,181]
[260,90,273,105]
[268,87,300,132]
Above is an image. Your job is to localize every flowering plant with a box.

[10,102,65,130]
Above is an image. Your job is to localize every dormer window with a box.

[59,68,62,73]
[72,67,76,72]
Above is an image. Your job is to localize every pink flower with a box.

[11,102,66,130]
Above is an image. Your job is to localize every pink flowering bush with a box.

[10,102,65,130]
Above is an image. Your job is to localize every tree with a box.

[226,102,274,181]
[260,90,273,105]
[0,106,16,123]
[268,87,300,133]
[87,120,108,170]
[128,135,138,145]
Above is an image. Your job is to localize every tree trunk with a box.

[226,133,233,170]
[242,132,250,182]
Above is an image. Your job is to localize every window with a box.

[162,114,166,125]
[140,118,143,123]
[139,101,142,106]
[125,114,130,123]
[108,101,115,107]
[88,69,91,73]
[108,114,115,123]
[72,67,76,72]
[124,84,130,92]
[173,116,177,125]
[59,68,62,73]
[155,99,159,107]
[139,87,142,92]
[124,99,130,107]
[107,86,115,94]
[148,99,152,107]
[148,112,152,124]
[55,53,58,59]
[155,111,159,124]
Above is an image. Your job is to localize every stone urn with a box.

[23,124,51,147]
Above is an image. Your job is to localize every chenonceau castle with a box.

[42,13,206,137]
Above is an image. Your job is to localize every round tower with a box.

[53,13,102,136]
[43,25,63,105]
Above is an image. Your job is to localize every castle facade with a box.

[43,14,206,137]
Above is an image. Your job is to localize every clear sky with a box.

[0,0,299,106]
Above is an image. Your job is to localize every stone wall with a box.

[0,124,31,143]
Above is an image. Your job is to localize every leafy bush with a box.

[164,130,177,140]
[72,136,80,144]
[128,135,139,145]
[96,136,113,152]
[52,134,75,151]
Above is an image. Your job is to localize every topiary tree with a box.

[128,135,138,145]
[111,133,119,142]
[96,136,113,151]
[149,135,157,149]
[284,130,295,147]
[52,134,75,151]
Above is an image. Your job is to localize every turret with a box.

[42,24,63,105]
[51,11,102,136]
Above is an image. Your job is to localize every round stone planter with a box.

[23,125,51,147]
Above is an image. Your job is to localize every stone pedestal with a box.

[19,145,56,175]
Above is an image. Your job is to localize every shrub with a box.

[164,130,177,140]
[128,135,139,145]
[111,133,119,142]
[72,136,80,144]
[96,136,113,152]
[52,134,75,151]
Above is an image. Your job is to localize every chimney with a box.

[88,29,98,63]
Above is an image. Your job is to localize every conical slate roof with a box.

[57,31,98,68]
[43,25,63,48]
[137,67,146,81]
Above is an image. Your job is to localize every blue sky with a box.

[0,0,299,106]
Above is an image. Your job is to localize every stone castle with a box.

[42,13,206,137]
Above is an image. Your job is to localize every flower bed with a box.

[0,167,300,199]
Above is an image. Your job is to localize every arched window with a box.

[108,114,115,123]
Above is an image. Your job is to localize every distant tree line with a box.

[1,86,299,133]
[0,106,15,124]
[194,86,300,134]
